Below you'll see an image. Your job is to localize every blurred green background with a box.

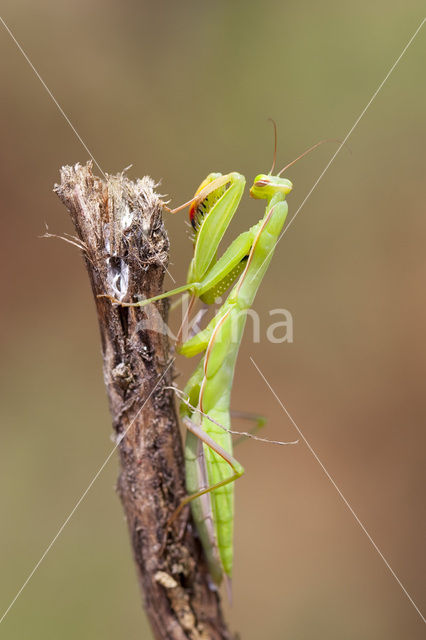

[1,1,425,638]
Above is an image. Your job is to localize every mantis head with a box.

[249,174,293,201]
[250,121,339,202]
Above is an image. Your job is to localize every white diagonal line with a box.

[0,358,174,625]
[250,17,426,287]
[0,15,176,284]
[0,15,105,178]
[250,356,426,624]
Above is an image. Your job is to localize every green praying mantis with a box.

[104,128,326,588]
[174,180,291,586]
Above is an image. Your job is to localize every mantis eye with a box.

[254,179,270,187]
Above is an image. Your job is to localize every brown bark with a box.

[54,162,233,640]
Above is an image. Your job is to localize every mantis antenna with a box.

[268,117,278,175]
[277,138,343,177]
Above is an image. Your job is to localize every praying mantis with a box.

[174,178,291,586]
[105,129,324,587]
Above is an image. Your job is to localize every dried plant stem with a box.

[55,162,233,640]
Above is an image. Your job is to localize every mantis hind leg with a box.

[168,417,244,526]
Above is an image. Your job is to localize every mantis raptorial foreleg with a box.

[100,172,248,309]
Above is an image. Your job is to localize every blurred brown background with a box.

[0,1,425,638]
